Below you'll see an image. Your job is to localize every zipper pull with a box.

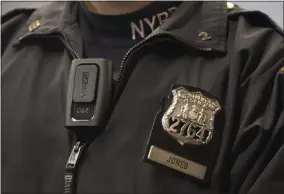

[64,141,86,194]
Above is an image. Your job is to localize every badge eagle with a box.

[162,87,221,145]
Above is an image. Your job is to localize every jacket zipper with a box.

[115,30,213,97]
[60,31,84,194]
[64,142,86,194]
[60,30,212,194]
[60,32,81,59]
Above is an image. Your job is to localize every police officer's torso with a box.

[1,2,283,194]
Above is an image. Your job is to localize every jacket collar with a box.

[15,1,228,53]
[160,1,228,52]
[18,2,77,35]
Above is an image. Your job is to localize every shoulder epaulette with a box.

[226,2,283,36]
[1,8,36,24]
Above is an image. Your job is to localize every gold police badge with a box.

[162,87,221,145]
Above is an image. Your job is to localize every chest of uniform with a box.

[79,52,231,190]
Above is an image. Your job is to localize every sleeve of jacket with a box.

[1,9,34,56]
[227,11,284,194]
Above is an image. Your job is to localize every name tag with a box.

[148,146,207,180]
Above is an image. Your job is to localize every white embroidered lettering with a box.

[157,11,168,25]
[130,7,177,40]
[131,20,145,40]
[144,16,156,31]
